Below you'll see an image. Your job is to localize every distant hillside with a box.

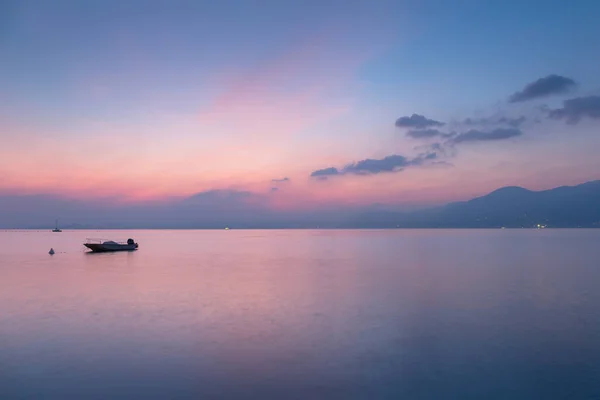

[2,180,600,228]
[350,180,600,228]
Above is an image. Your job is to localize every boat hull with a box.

[84,243,138,252]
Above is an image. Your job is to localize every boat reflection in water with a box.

[84,238,138,252]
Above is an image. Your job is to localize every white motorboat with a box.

[84,238,138,252]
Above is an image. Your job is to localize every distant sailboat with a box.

[52,219,62,233]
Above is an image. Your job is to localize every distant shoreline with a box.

[2,227,599,231]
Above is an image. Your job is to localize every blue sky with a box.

[1,0,600,222]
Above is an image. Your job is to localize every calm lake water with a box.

[1,229,599,399]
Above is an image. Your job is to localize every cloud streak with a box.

[498,116,527,128]
[403,113,528,142]
[310,152,439,178]
[548,95,600,124]
[395,114,444,129]
[272,177,290,183]
[310,167,340,178]
[344,155,413,174]
[463,115,526,128]
[509,75,576,103]
[406,128,448,139]
[451,128,523,144]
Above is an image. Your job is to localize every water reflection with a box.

[1,230,599,399]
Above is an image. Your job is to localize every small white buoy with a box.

[49,248,55,255]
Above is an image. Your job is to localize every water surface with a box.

[1,229,599,399]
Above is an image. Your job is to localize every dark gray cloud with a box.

[270,187,279,192]
[452,128,523,144]
[310,152,441,178]
[509,75,576,103]
[548,95,600,124]
[343,155,412,174]
[464,115,526,128]
[271,177,290,183]
[406,128,445,139]
[310,167,339,178]
[395,114,444,129]
[498,116,526,127]
[406,114,527,142]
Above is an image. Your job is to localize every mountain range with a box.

[349,180,600,228]
[1,180,599,229]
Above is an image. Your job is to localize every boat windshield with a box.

[86,238,127,244]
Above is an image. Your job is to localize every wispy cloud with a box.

[402,111,528,143]
[310,167,340,178]
[271,177,290,183]
[344,155,415,174]
[310,152,439,178]
[548,95,600,124]
[414,142,456,158]
[463,115,526,128]
[451,128,523,144]
[395,114,444,129]
[509,74,576,103]
[498,116,527,128]
[406,128,448,139]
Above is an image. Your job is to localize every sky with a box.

[1,0,600,224]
